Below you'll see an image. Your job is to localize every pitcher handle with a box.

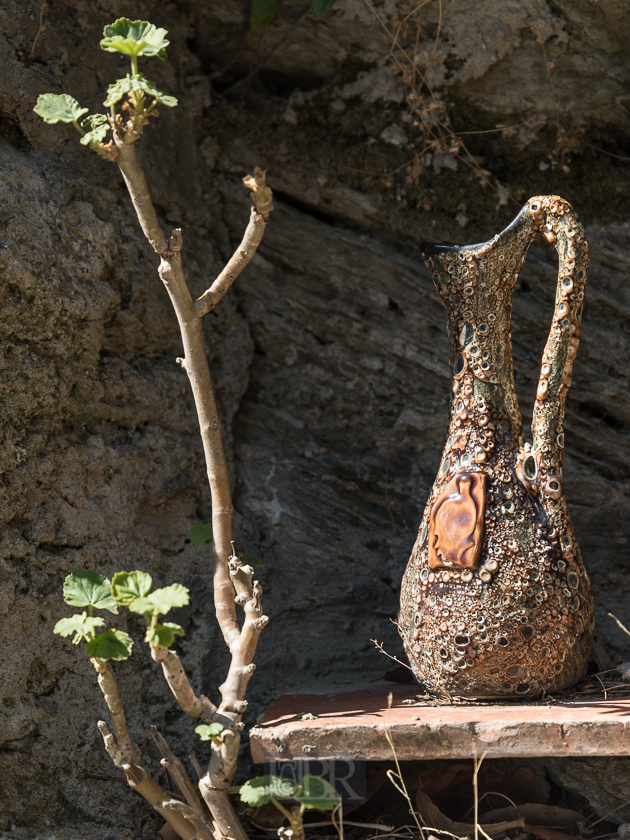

[527,195,589,493]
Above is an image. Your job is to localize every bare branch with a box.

[199,777,249,840]
[219,551,268,712]
[155,800,215,840]
[242,167,274,218]
[91,658,140,764]
[150,645,219,724]
[195,206,268,318]
[149,726,215,836]
[111,123,273,840]
[97,721,204,840]
[114,136,168,255]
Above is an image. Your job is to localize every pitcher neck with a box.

[422,206,538,438]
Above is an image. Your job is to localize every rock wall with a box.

[0,0,629,834]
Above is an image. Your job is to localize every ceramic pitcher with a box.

[399,195,594,698]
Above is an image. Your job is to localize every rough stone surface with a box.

[0,0,629,835]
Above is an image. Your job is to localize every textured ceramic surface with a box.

[399,196,595,698]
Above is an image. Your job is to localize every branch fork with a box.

[91,114,273,840]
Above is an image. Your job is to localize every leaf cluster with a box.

[100,18,169,59]
[33,17,177,154]
[104,74,177,108]
[54,570,133,661]
[239,774,338,811]
[111,571,188,647]
[195,723,224,741]
[54,569,190,660]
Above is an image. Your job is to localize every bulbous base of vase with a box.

[402,624,593,699]
[399,530,595,698]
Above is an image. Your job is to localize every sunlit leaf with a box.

[127,597,155,615]
[195,723,224,741]
[294,775,338,810]
[188,523,214,547]
[242,553,262,567]
[85,629,133,661]
[103,73,177,108]
[150,622,185,647]
[251,0,277,27]
[100,18,170,59]
[312,0,339,19]
[127,584,189,616]
[146,583,189,615]
[54,612,105,644]
[80,114,109,145]
[111,570,153,605]
[34,93,88,124]
[239,775,296,807]
[63,570,118,614]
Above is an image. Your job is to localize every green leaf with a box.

[146,583,189,615]
[103,73,177,108]
[111,571,153,605]
[242,553,262,567]
[312,0,339,19]
[126,583,189,616]
[195,723,224,741]
[127,597,156,615]
[34,93,88,124]
[251,0,277,27]
[100,18,170,59]
[150,622,185,647]
[63,570,118,614]
[188,523,214,548]
[85,629,133,661]
[294,775,339,810]
[240,775,296,807]
[80,113,109,146]
[54,612,105,644]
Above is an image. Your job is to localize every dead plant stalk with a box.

[35,19,275,840]
[113,136,272,840]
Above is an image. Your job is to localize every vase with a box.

[399,195,594,698]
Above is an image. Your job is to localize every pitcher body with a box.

[399,196,594,698]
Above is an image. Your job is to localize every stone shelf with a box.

[250,684,630,763]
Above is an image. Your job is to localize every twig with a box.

[361,0,519,203]
[29,2,47,59]
[582,141,630,162]
[196,171,273,317]
[608,611,630,638]
[541,42,561,134]
[384,692,426,839]
[90,658,140,764]
[464,790,518,820]
[595,673,608,700]
[586,798,630,829]
[473,745,492,840]
[332,802,344,840]
[371,639,415,672]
